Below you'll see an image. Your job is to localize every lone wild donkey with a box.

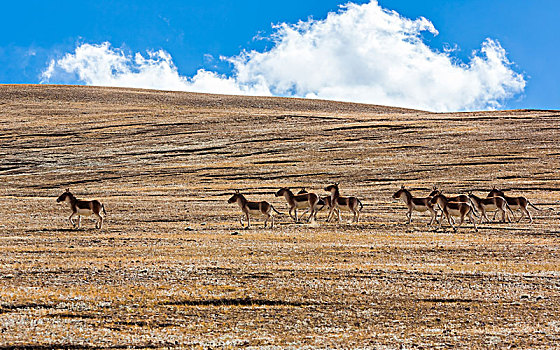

[57,189,106,229]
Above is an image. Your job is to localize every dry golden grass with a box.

[0,84,559,348]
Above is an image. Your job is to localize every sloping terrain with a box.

[0,85,559,348]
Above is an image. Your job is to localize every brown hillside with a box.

[1,84,559,348]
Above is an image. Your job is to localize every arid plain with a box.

[1,85,559,348]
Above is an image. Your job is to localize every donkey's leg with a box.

[299,209,308,222]
[446,213,456,231]
[428,208,436,226]
[307,207,315,223]
[523,206,533,223]
[480,207,490,224]
[95,213,103,229]
[469,212,478,232]
[288,207,296,222]
[326,207,335,222]
[456,215,465,230]
[499,208,506,223]
[517,209,526,223]
[69,212,77,228]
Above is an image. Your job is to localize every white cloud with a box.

[40,42,271,96]
[40,1,525,112]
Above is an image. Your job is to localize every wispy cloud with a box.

[40,1,525,112]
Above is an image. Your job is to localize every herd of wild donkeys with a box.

[391,185,538,232]
[227,184,539,232]
[57,183,539,232]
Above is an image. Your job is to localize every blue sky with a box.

[1,0,558,111]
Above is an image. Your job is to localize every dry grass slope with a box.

[0,84,559,348]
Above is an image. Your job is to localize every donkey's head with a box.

[297,188,308,195]
[57,189,73,203]
[428,185,440,197]
[392,185,407,199]
[228,190,244,204]
[275,187,291,197]
[488,187,505,198]
[324,183,339,193]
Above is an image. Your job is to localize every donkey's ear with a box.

[65,188,70,192]
[401,185,405,189]
[492,185,496,190]
[235,189,240,194]
[432,185,437,190]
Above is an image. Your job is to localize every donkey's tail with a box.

[506,202,515,218]
[470,203,480,218]
[468,198,479,215]
[528,201,541,211]
[271,205,284,215]
[315,198,326,212]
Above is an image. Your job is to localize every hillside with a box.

[1,84,559,348]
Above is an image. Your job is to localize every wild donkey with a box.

[228,191,281,229]
[430,193,478,232]
[275,187,321,223]
[324,183,363,223]
[487,187,540,223]
[430,189,478,214]
[468,191,514,223]
[295,188,336,222]
[392,185,438,225]
[57,189,106,229]
[430,188,483,226]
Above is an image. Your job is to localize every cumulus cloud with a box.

[40,1,525,112]
[40,42,271,96]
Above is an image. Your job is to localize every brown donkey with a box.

[324,183,363,223]
[430,189,479,215]
[295,188,336,222]
[57,189,106,229]
[430,194,478,232]
[392,185,438,225]
[228,191,281,229]
[468,191,514,223]
[487,188,540,223]
[275,187,320,223]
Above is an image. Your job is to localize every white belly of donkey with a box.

[447,209,464,217]
[76,209,94,216]
[247,209,264,216]
[484,204,498,211]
